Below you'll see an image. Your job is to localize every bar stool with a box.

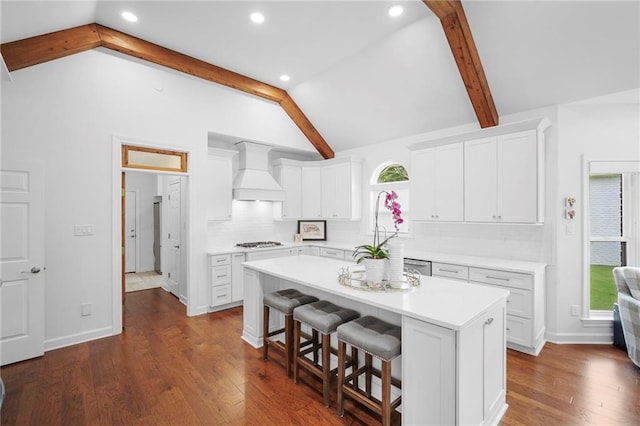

[293,300,359,407]
[336,316,402,426]
[263,289,318,377]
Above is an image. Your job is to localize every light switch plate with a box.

[74,224,95,236]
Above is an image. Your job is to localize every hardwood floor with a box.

[1,288,639,425]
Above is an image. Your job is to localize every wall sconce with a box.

[565,197,576,219]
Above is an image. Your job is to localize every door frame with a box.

[112,135,191,333]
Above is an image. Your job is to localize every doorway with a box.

[117,141,190,331]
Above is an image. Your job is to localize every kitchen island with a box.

[242,255,509,425]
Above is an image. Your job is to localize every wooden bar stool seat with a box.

[336,316,402,426]
[293,300,359,407]
[263,289,318,377]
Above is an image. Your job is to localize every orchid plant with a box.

[353,190,404,263]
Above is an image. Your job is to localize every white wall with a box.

[1,49,314,351]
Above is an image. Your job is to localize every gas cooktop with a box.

[235,241,283,249]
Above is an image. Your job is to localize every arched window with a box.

[370,162,410,235]
[377,164,409,183]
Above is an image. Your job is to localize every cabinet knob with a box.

[484,317,494,326]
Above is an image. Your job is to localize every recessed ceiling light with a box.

[121,11,138,22]
[388,5,404,17]
[279,75,290,82]
[250,12,265,24]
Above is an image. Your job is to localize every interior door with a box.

[125,190,137,273]
[167,178,181,297]
[0,163,45,366]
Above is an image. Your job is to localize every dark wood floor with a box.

[1,288,639,425]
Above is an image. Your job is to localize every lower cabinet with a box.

[402,302,507,425]
[209,253,244,310]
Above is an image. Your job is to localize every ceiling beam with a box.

[1,24,334,159]
[423,0,499,128]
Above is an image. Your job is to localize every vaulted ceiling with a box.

[2,1,639,155]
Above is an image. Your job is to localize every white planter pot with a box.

[363,258,387,284]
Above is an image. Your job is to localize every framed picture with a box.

[298,220,327,241]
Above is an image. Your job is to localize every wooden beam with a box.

[1,24,101,71]
[0,23,334,159]
[423,0,499,128]
[279,93,335,159]
[95,24,286,104]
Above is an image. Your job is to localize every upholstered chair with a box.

[613,267,640,368]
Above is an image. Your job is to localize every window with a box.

[585,161,640,317]
[370,163,410,235]
[122,145,188,173]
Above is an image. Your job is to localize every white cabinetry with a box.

[464,130,540,223]
[411,143,464,221]
[319,247,345,260]
[273,163,302,219]
[402,302,506,425]
[469,267,544,355]
[301,167,322,219]
[210,254,232,307]
[272,158,360,220]
[231,253,245,302]
[432,262,469,281]
[207,148,235,221]
[321,160,362,220]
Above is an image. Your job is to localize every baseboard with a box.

[545,330,612,345]
[44,326,114,352]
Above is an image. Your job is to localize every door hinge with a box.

[168,272,171,278]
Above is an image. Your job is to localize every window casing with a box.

[370,163,410,235]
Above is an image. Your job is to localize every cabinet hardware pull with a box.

[484,317,494,326]
[216,275,226,278]
[486,275,510,281]
[506,327,511,331]
[440,269,459,274]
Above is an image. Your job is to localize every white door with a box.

[125,190,137,273]
[1,163,45,366]
[167,179,181,297]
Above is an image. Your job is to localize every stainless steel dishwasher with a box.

[403,258,432,276]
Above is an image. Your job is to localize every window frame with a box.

[582,159,640,322]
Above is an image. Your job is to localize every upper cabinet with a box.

[411,143,464,222]
[321,160,362,220]
[410,118,549,225]
[273,163,302,219]
[272,157,361,220]
[301,167,322,219]
[207,148,235,221]
[465,130,540,223]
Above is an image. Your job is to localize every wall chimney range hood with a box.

[232,141,285,201]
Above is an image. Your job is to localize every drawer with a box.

[469,267,533,291]
[211,284,232,306]
[432,263,469,281]
[506,288,533,318]
[506,315,532,347]
[319,248,345,260]
[211,265,231,285]
[210,254,231,267]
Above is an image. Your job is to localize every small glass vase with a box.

[363,258,387,285]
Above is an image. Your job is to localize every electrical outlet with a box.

[81,303,92,316]
[570,304,579,317]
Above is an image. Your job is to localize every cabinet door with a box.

[410,149,436,220]
[402,317,456,425]
[434,143,464,221]
[322,163,352,219]
[301,167,322,218]
[231,253,245,302]
[207,155,233,220]
[497,130,537,223]
[274,165,302,219]
[464,137,498,222]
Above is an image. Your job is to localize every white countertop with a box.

[242,255,509,330]
[208,241,546,275]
